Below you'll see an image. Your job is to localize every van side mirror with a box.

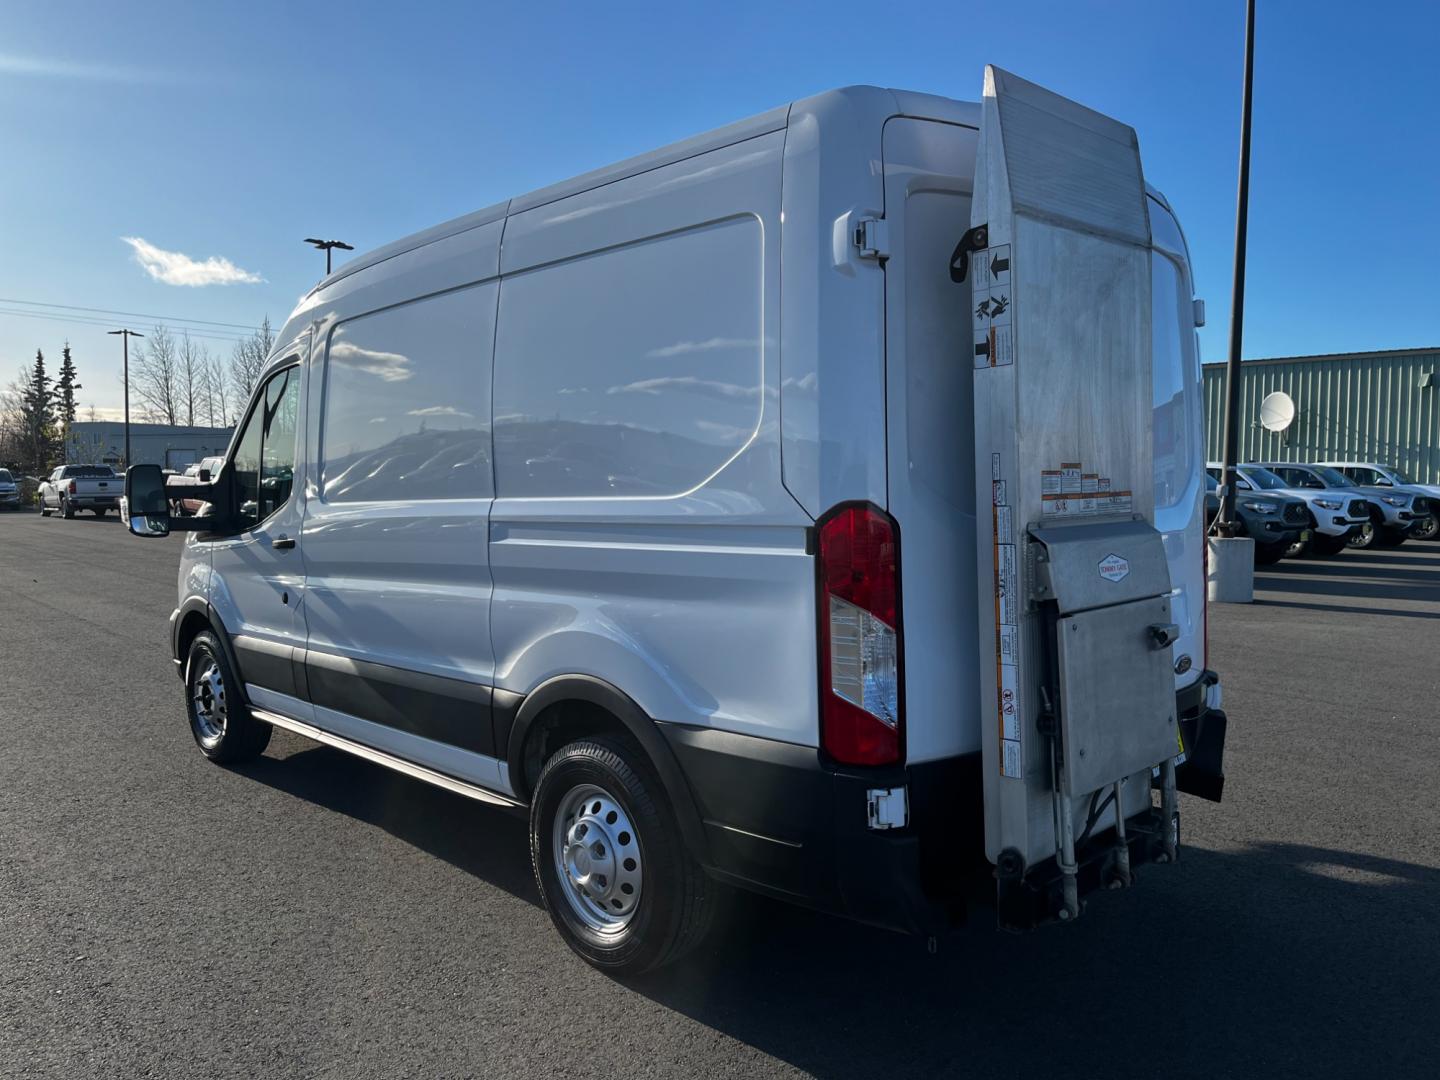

[125,464,171,537]
[198,468,211,483]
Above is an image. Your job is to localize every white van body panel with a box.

[488,128,820,746]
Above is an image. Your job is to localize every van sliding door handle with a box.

[271,535,296,550]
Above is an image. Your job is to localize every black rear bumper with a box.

[660,672,1227,937]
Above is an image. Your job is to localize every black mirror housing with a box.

[125,464,171,537]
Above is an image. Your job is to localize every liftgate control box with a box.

[968,67,1181,920]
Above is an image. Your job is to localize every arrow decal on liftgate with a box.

[989,254,1009,278]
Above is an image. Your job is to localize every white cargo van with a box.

[124,69,1227,973]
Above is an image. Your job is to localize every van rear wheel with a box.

[184,630,271,763]
[530,735,714,975]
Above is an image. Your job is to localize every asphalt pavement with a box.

[1,508,1436,1079]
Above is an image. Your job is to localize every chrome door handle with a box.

[271,535,296,550]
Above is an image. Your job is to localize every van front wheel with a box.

[530,736,714,975]
[184,630,271,764]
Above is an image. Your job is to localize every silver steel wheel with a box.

[1346,521,1375,548]
[1414,515,1439,541]
[191,659,228,747]
[552,783,644,933]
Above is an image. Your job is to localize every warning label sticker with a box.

[996,543,1018,625]
[999,623,1019,664]
[999,663,1020,741]
[1037,461,1134,518]
[973,245,1014,369]
[1002,739,1022,779]
[995,504,1014,544]
[990,453,1022,780]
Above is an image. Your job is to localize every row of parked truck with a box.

[1206,460,1438,563]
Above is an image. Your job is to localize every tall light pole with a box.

[304,238,354,275]
[1215,0,1257,536]
[108,328,143,469]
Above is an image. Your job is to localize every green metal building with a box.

[1203,347,1440,483]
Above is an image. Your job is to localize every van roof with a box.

[302,86,980,301]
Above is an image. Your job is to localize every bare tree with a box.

[229,316,273,418]
[178,332,207,427]
[203,349,230,427]
[131,324,179,424]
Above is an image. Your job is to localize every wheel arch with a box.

[507,675,711,865]
[173,598,248,706]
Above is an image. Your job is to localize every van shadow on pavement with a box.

[237,744,1436,1079]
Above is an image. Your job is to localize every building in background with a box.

[66,421,233,470]
[1204,347,1440,482]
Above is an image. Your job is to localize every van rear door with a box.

[967,66,1183,924]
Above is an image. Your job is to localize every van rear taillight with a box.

[816,504,902,766]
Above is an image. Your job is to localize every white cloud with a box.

[0,53,178,84]
[407,405,473,418]
[646,337,757,359]
[607,375,760,399]
[328,341,412,382]
[121,236,264,287]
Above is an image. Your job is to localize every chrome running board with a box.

[250,707,523,810]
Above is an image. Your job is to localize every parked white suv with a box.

[120,77,1227,972]
[1319,462,1438,542]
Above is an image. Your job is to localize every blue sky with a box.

[3,0,1436,418]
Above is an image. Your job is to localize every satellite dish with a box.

[1259,391,1296,433]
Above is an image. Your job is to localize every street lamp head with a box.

[305,238,353,251]
[107,328,144,338]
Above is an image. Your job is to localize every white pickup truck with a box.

[38,464,122,518]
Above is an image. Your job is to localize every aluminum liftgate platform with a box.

[964,66,1182,925]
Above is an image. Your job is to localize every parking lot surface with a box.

[2,509,1436,1079]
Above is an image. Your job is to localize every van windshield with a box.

[1390,467,1414,484]
[0,469,12,482]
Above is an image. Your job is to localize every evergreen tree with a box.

[56,342,82,442]
[19,349,56,473]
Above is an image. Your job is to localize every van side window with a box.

[230,365,300,531]
[259,368,300,519]
[320,285,493,503]
[492,219,763,498]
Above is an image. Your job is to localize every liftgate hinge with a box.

[854,217,890,260]
[866,786,909,830]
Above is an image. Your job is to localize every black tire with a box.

[1309,533,1350,556]
[1254,541,1288,565]
[183,630,271,764]
[1377,528,1408,548]
[39,503,51,517]
[93,507,107,518]
[1285,538,1307,558]
[530,735,714,975]
[60,496,74,519]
